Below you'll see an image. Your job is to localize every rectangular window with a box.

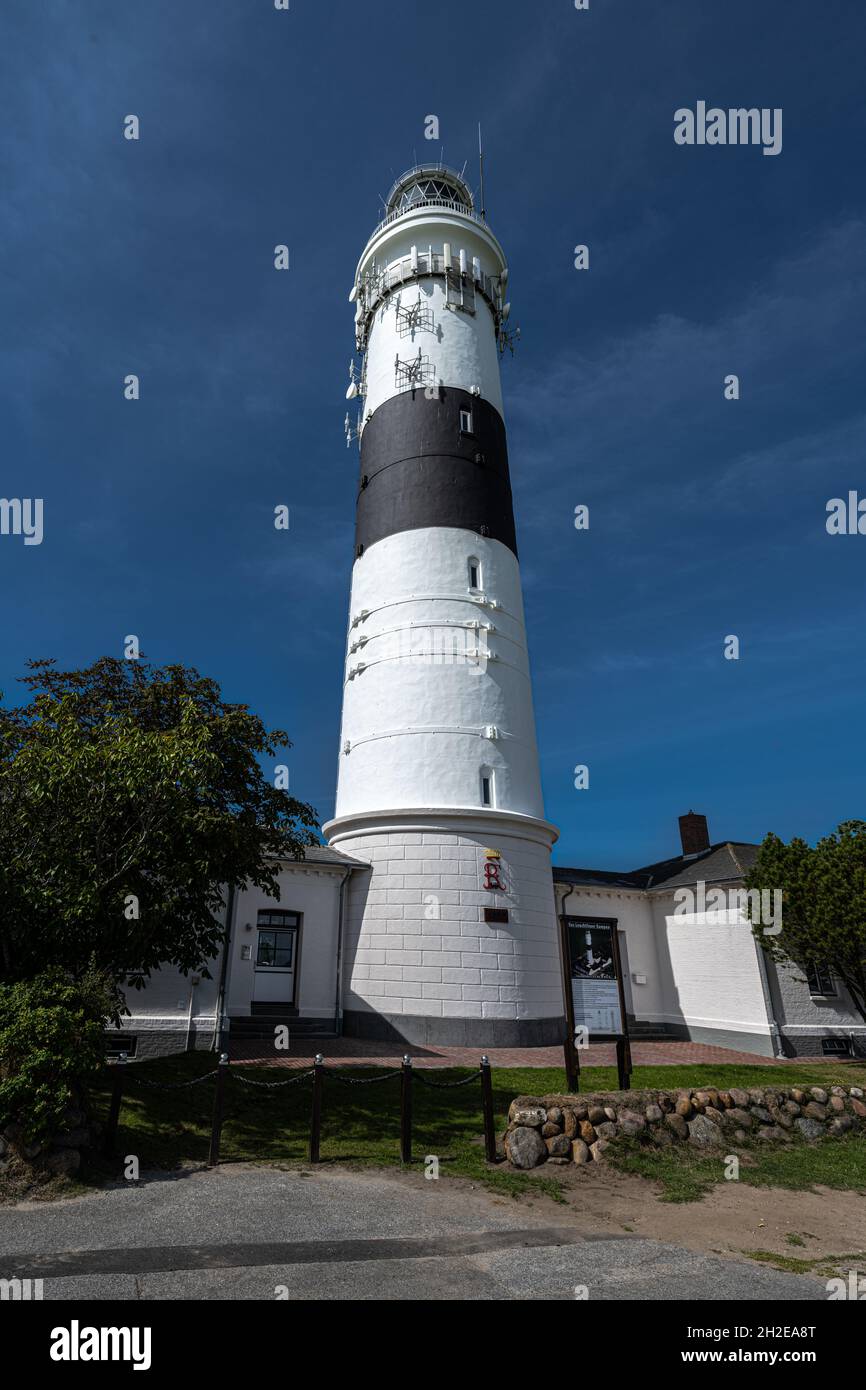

[256,910,300,968]
[481,774,492,806]
[459,408,473,434]
[806,963,835,996]
[484,907,509,924]
[256,929,295,968]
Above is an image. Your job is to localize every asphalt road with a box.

[0,1165,829,1301]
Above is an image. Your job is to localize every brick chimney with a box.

[679,811,710,858]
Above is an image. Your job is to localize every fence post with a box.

[480,1055,497,1163]
[309,1054,324,1164]
[565,1031,581,1094]
[102,1052,127,1156]
[616,1037,632,1092]
[400,1055,412,1164]
[208,1052,229,1168]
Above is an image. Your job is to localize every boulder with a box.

[828,1116,853,1136]
[675,1095,694,1119]
[756,1125,788,1142]
[509,1104,546,1128]
[828,1096,846,1113]
[595,1122,618,1140]
[618,1110,646,1136]
[547,1106,563,1125]
[589,1139,610,1162]
[645,1104,663,1123]
[803,1102,828,1122]
[562,1109,578,1139]
[723,1107,753,1129]
[545,1133,572,1157]
[604,1107,617,1122]
[795,1117,825,1141]
[664,1113,688,1140]
[541,1121,561,1138]
[505,1126,547,1169]
[809,1087,828,1105]
[579,1120,597,1144]
[849,1098,866,1119]
[850,1087,863,1099]
[571,1139,591,1165]
[587,1105,607,1126]
[729,1088,751,1108]
[688,1114,723,1148]
[750,1106,773,1124]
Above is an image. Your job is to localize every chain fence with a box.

[102,1052,498,1169]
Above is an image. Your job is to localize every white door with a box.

[253,910,300,1007]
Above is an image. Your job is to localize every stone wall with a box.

[503,1083,866,1169]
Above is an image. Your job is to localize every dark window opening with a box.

[806,963,835,996]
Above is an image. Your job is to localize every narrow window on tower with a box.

[459,407,474,435]
[480,768,494,807]
[468,556,481,591]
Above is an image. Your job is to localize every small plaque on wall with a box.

[484,908,509,924]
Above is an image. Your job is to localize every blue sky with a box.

[2,0,865,870]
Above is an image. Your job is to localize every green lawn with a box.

[83,1054,866,1203]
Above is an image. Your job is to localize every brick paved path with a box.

[227,1037,837,1070]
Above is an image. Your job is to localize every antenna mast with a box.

[478,123,486,221]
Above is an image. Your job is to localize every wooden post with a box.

[102,1052,127,1156]
[207,1052,229,1168]
[480,1055,497,1162]
[309,1053,324,1164]
[616,1037,631,1092]
[400,1055,412,1164]
[559,916,580,1093]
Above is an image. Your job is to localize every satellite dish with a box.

[346,383,358,400]
[348,285,358,303]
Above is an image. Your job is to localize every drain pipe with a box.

[753,936,787,1059]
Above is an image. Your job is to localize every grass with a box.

[609,1125,866,1203]
[6,1055,863,1206]
[744,1249,866,1278]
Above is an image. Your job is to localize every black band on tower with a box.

[355,387,517,556]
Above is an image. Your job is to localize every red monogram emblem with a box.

[483,861,504,891]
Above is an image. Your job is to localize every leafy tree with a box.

[746,820,866,1023]
[0,658,319,987]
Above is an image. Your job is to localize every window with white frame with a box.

[468,556,481,590]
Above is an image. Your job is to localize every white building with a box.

[114,168,865,1063]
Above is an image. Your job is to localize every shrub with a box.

[0,966,121,1146]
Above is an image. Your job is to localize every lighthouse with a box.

[323,163,564,1045]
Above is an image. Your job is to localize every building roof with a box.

[281,845,370,869]
[555,842,760,894]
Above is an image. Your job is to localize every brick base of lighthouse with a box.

[326,812,566,1047]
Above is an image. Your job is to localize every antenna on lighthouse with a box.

[478,123,486,221]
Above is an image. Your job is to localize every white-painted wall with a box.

[362,280,503,422]
[225,868,346,1019]
[657,902,771,1042]
[335,528,544,820]
[332,815,561,1023]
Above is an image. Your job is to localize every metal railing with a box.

[370,196,485,239]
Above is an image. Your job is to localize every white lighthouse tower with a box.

[323,163,563,1045]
